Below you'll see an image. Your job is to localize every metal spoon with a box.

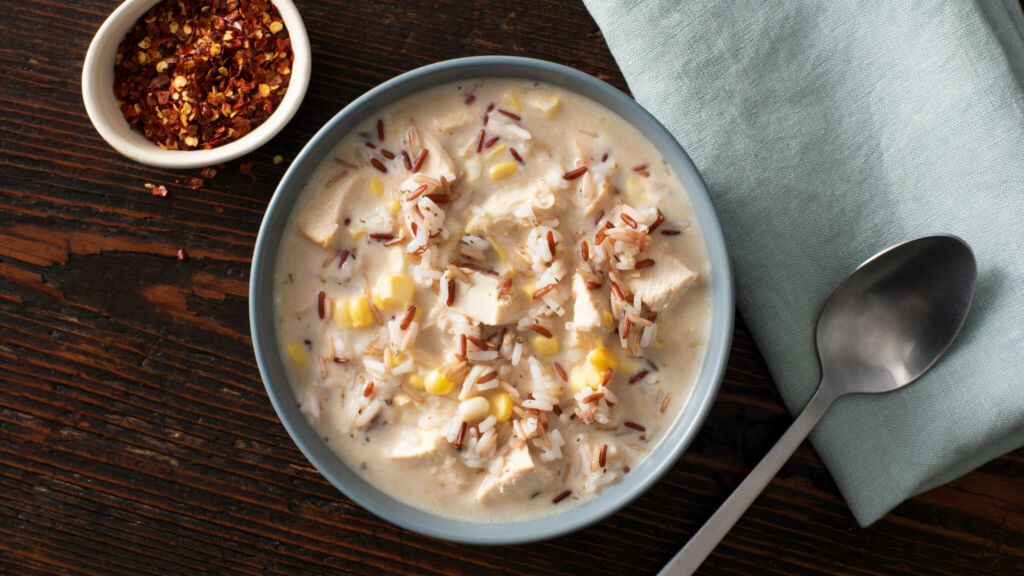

[660,234,977,576]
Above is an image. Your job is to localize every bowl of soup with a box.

[250,56,733,543]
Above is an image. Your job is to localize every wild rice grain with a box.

[620,213,638,229]
[476,129,486,153]
[333,356,350,364]
[455,422,467,450]
[552,490,571,504]
[458,334,467,359]
[546,231,555,255]
[594,209,605,227]
[400,305,416,330]
[629,369,649,384]
[661,393,672,413]
[599,443,608,468]
[650,211,666,233]
[661,229,682,236]
[583,392,605,404]
[610,282,624,301]
[412,149,428,172]
[465,94,476,105]
[581,241,590,261]
[563,166,588,180]
[407,184,428,201]
[510,147,524,164]
[402,150,413,170]
[553,362,568,382]
[529,324,553,338]
[634,258,655,270]
[476,370,498,384]
[317,290,326,319]
[601,368,613,386]
[380,149,395,160]
[377,119,385,141]
[532,284,555,300]
[485,136,500,148]
[363,381,374,397]
[446,278,456,306]
[498,109,521,121]
[441,175,450,196]
[624,421,646,432]
[370,158,388,173]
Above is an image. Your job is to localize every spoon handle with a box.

[659,387,837,576]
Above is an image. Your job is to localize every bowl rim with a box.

[81,0,311,169]
[250,55,734,545]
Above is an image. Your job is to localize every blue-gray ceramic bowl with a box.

[250,56,734,545]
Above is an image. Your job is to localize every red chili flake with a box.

[113,0,294,150]
[509,147,524,164]
[484,136,500,149]
[185,177,204,190]
[376,119,385,141]
[497,109,521,121]
[370,158,388,173]
[401,150,412,170]
[177,247,189,260]
[563,166,588,180]
[380,149,395,160]
[151,185,168,197]
[199,167,217,179]
[464,94,476,105]
[240,162,255,178]
[412,149,428,173]
[552,490,572,504]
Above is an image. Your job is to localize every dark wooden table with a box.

[3,1,1023,574]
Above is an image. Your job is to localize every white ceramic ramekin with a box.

[82,0,311,169]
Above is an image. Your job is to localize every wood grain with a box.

[2,1,1023,574]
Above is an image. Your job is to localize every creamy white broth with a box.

[274,79,711,522]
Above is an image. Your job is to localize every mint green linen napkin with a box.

[583,0,1024,526]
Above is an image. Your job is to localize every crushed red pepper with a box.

[113,0,294,150]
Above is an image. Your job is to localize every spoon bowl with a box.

[817,234,977,395]
[661,234,976,575]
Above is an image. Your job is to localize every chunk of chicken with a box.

[449,271,526,326]
[623,256,697,310]
[569,273,602,346]
[475,445,554,503]
[465,167,563,234]
[296,172,357,247]
[386,428,446,461]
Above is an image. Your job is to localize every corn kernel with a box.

[500,93,521,113]
[601,310,615,330]
[286,342,307,366]
[458,397,491,422]
[485,143,508,160]
[348,297,373,328]
[569,363,604,392]
[587,347,618,372]
[390,352,403,368]
[626,176,647,203]
[528,93,560,118]
[489,161,518,181]
[373,275,414,310]
[533,335,559,357]
[370,177,385,196]
[490,392,513,422]
[408,374,425,390]
[521,282,536,299]
[335,299,353,328]
[349,228,365,240]
[387,200,402,215]
[424,371,455,395]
